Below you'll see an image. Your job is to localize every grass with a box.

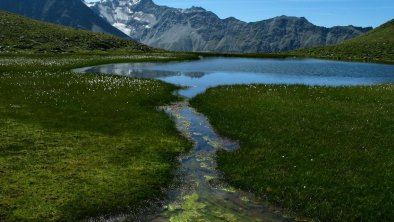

[289,19,394,64]
[1,7,393,221]
[190,84,394,221]
[0,10,153,53]
[0,52,198,72]
[0,10,199,221]
[0,52,198,221]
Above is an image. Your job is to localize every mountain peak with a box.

[181,6,207,14]
[0,0,129,38]
[273,15,308,21]
[93,0,152,5]
[117,0,142,5]
[88,0,372,53]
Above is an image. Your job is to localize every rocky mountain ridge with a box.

[88,0,372,52]
[0,0,129,38]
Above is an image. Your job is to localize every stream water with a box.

[75,58,394,221]
[149,102,290,221]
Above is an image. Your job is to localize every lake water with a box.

[77,58,393,221]
[75,57,394,97]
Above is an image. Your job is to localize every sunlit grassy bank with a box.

[0,54,194,221]
[190,84,394,221]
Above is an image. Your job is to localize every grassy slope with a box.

[0,13,198,219]
[191,85,394,221]
[0,10,153,53]
[289,19,394,63]
[0,54,196,221]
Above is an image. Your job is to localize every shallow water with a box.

[149,102,291,221]
[75,57,394,97]
[76,58,393,221]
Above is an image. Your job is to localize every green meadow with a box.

[0,54,196,221]
[0,11,198,221]
[191,84,394,221]
[1,7,394,222]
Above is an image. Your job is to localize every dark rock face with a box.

[0,0,129,38]
[89,0,372,52]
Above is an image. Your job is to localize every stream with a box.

[75,57,394,221]
[149,101,291,221]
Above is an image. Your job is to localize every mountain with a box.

[88,0,372,53]
[0,0,128,38]
[0,10,152,53]
[291,19,394,63]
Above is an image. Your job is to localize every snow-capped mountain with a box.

[88,0,156,37]
[0,0,129,38]
[87,0,371,52]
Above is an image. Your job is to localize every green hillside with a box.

[0,10,153,53]
[291,19,394,63]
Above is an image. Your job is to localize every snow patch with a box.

[114,7,132,21]
[113,22,134,35]
[82,0,96,7]
[87,0,156,37]
[131,0,141,5]
[132,11,157,26]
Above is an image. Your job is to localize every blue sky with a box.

[86,0,394,28]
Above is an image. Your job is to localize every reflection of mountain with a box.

[81,64,206,79]
[185,72,206,78]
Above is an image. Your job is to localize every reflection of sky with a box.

[159,72,392,98]
[75,58,394,98]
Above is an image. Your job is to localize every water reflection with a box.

[75,58,394,98]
